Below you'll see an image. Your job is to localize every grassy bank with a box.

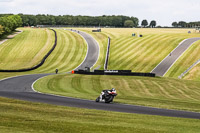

[184,63,200,80]
[0,28,87,78]
[1,97,200,133]
[77,28,200,73]
[165,40,200,78]
[0,28,54,70]
[34,74,200,112]
[30,29,87,73]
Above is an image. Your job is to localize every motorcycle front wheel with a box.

[105,95,114,103]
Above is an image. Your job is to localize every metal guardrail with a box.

[104,37,110,70]
[178,59,200,79]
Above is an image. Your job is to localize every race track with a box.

[0,74,200,119]
[0,31,200,119]
[71,30,99,70]
[152,38,200,76]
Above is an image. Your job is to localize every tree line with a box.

[16,14,139,28]
[172,21,200,28]
[0,15,22,37]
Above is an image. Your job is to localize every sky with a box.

[0,0,200,26]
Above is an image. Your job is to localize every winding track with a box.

[152,38,200,76]
[0,31,200,119]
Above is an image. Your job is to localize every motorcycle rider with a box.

[99,88,116,102]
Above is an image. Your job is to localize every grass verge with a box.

[34,74,200,112]
[1,97,200,133]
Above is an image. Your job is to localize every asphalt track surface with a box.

[0,32,200,119]
[152,38,200,76]
[69,29,99,70]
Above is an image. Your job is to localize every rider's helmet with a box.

[111,88,115,91]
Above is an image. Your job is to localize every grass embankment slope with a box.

[1,97,200,133]
[165,40,200,79]
[79,28,200,72]
[0,28,54,70]
[0,28,87,79]
[30,29,87,73]
[34,74,200,112]
[184,63,200,80]
[0,28,54,79]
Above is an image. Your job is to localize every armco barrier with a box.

[104,37,110,70]
[74,70,155,77]
[0,29,57,72]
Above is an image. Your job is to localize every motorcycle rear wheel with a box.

[95,96,100,102]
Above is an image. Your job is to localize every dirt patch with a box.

[0,30,23,45]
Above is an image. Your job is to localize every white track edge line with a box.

[163,39,200,76]
[151,38,187,73]
[68,29,100,70]
[31,75,94,102]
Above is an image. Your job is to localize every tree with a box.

[141,20,148,27]
[0,25,4,36]
[178,21,186,28]
[130,17,139,27]
[149,20,156,28]
[124,20,134,27]
[0,15,22,36]
[172,22,178,27]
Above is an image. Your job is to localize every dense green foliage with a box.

[124,20,134,27]
[0,25,3,36]
[172,21,200,28]
[0,15,22,37]
[15,14,139,27]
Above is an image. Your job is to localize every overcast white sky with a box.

[0,0,200,26]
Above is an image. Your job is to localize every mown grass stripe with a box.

[127,35,177,71]
[110,35,163,70]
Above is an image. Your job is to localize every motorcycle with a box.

[95,88,117,103]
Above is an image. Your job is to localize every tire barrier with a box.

[0,29,57,72]
[104,37,111,70]
[74,69,155,77]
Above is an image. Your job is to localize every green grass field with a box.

[0,28,87,79]
[184,63,200,80]
[34,74,200,112]
[1,97,200,133]
[77,28,200,73]
[30,29,87,73]
[1,28,200,132]
[0,28,54,70]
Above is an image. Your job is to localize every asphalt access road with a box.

[71,29,99,70]
[0,31,200,119]
[0,74,200,119]
[152,38,200,76]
